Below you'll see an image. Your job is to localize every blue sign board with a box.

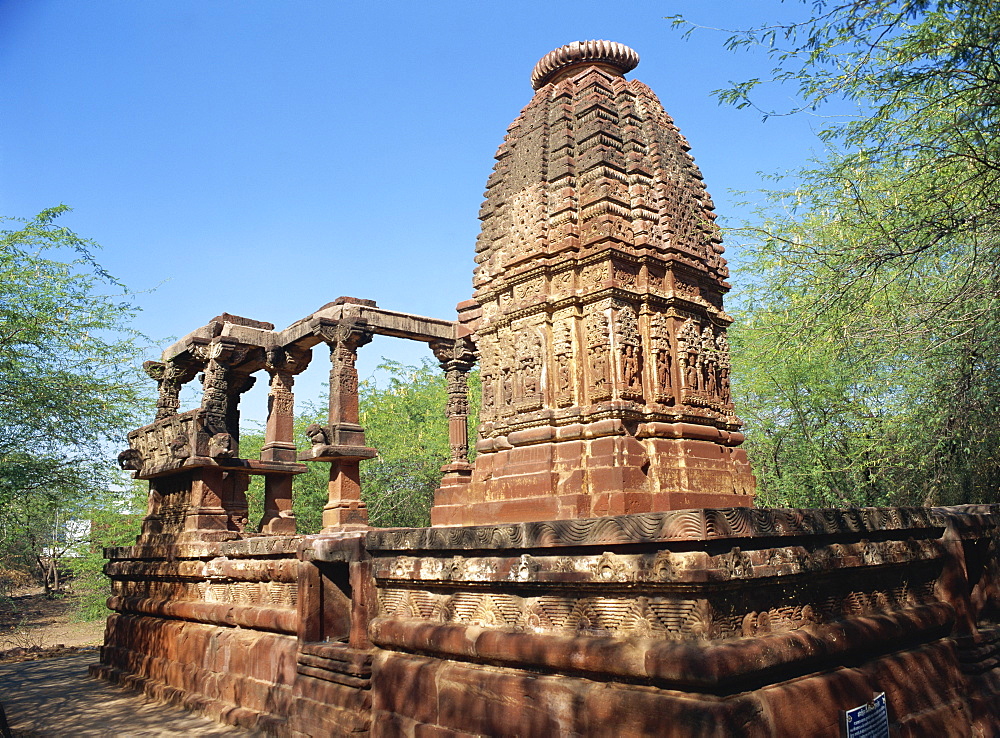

[843,692,889,738]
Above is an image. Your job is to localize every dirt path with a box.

[0,590,106,654]
[0,653,254,737]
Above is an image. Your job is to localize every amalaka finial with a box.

[530,40,639,90]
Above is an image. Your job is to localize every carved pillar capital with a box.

[261,345,313,464]
[431,336,477,468]
[264,344,313,377]
[317,320,374,354]
[144,359,197,421]
[430,336,477,372]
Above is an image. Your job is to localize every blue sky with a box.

[3,1,826,426]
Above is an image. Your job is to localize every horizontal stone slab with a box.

[365,506,948,552]
[107,595,297,634]
[369,602,955,691]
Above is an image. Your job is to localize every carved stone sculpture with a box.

[434,41,755,525]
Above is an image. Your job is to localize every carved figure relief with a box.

[552,320,575,407]
[701,325,718,401]
[515,329,543,411]
[492,328,516,420]
[501,363,514,411]
[673,277,699,299]
[647,268,665,293]
[613,303,643,399]
[649,314,674,404]
[677,319,703,401]
[613,264,638,289]
[169,432,191,459]
[716,333,732,405]
[585,310,611,401]
[478,341,498,423]
[118,448,142,472]
[673,319,735,413]
[306,423,328,447]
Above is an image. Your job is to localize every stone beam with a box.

[158,303,460,365]
[278,302,458,351]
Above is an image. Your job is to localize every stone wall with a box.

[93,504,1000,736]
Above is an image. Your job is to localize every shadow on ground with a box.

[0,653,253,737]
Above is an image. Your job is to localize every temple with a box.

[92,42,1000,736]
[435,40,753,526]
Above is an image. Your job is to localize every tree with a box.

[357,359,453,528]
[675,1,1000,506]
[68,481,146,619]
[0,206,148,593]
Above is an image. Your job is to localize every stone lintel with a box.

[134,456,307,480]
[299,445,378,463]
[158,304,460,364]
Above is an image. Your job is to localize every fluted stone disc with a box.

[530,40,640,89]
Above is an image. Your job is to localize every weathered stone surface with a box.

[95,504,1000,735]
[95,40,1000,738]
[432,40,757,525]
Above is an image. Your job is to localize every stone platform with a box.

[92,504,1000,736]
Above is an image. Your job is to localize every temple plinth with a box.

[431,40,755,526]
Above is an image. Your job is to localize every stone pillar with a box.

[429,337,476,524]
[175,339,251,538]
[194,338,256,458]
[198,342,238,458]
[433,336,476,468]
[301,321,375,531]
[324,322,372,447]
[260,347,311,534]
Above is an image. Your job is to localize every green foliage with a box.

[68,482,145,621]
[358,359,449,528]
[0,206,148,609]
[359,359,480,527]
[0,206,146,456]
[242,358,478,531]
[678,1,1000,506]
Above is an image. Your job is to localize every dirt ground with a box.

[0,652,253,736]
[0,589,106,660]
[0,590,254,735]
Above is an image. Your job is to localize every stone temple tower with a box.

[431,41,755,526]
